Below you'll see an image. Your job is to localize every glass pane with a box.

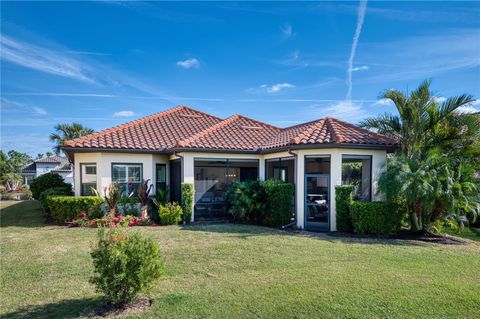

[156,164,166,183]
[81,164,97,196]
[127,166,141,182]
[305,176,329,224]
[194,161,228,218]
[305,157,330,174]
[342,157,371,201]
[112,165,126,183]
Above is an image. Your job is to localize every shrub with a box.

[230,180,267,224]
[0,191,32,201]
[39,186,73,214]
[46,196,104,222]
[263,179,294,227]
[90,228,163,305]
[30,172,71,200]
[181,183,194,223]
[335,185,355,233]
[159,202,183,225]
[350,201,403,235]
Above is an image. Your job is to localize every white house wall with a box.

[74,152,169,196]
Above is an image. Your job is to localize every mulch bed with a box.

[327,229,467,245]
[88,298,153,318]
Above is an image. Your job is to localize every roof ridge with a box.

[290,118,326,144]
[324,117,342,143]
[176,114,241,147]
[326,116,395,143]
[64,105,193,147]
[233,114,281,130]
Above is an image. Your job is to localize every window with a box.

[305,156,330,174]
[112,163,143,196]
[156,164,166,193]
[81,163,97,196]
[342,155,372,201]
[266,157,294,183]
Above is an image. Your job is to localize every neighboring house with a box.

[21,155,73,186]
[62,106,397,231]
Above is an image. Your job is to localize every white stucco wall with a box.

[72,148,387,230]
[73,152,169,196]
[36,163,59,177]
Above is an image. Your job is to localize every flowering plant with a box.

[71,210,153,228]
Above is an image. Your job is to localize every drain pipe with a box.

[281,148,298,230]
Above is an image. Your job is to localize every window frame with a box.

[155,163,167,192]
[341,154,373,202]
[80,163,97,196]
[111,163,143,195]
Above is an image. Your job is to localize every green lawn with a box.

[1,201,479,319]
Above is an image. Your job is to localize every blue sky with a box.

[1,1,479,156]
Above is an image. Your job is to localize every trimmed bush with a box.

[350,201,402,234]
[263,179,295,227]
[46,196,104,222]
[181,183,194,223]
[39,186,73,214]
[30,172,71,200]
[90,228,164,305]
[159,202,183,225]
[335,185,355,232]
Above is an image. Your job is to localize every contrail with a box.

[346,0,367,100]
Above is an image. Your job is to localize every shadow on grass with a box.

[180,223,423,246]
[1,297,101,319]
[0,200,47,228]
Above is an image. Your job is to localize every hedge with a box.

[30,172,71,199]
[46,196,104,222]
[335,185,355,232]
[350,201,402,235]
[264,179,295,227]
[39,187,73,215]
[181,183,194,223]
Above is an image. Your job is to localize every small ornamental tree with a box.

[90,228,164,306]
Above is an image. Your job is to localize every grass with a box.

[1,200,479,319]
[445,226,480,242]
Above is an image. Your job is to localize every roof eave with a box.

[261,142,399,153]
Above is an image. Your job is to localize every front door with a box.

[304,174,330,231]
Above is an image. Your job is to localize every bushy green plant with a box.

[350,201,403,235]
[92,183,122,213]
[118,195,140,216]
[90,228,164,305]
[230,180,267,224]
[39,186,73,214]
[335,185,355,233]
[263,179,294,227]
[30,172,71,199]
[46,196,104,222]
[159,202,183,225]
[181,183,194,223]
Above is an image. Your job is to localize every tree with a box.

[0,150,32,191]
[50,123,94,155]
[359,80,475,160]
[364,80,479,232]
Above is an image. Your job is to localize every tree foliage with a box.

[50,123,95,155]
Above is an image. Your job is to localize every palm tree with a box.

[359,80,475,160]
[50,123,95,155]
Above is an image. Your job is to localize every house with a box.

[62,106,397,231]
[21,155,74,186]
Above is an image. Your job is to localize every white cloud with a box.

[113,110,135,117]
[374,98,394,106]
[350,65,369,72]
[346,0,368,99]
[280,24,295,38]
[264,83,295,93]
[32,106,47,115]
[433,96,447,103]
[455,99,480,114]
[176,58,200,69]
[310,100,368,122]
[0,34,95,83]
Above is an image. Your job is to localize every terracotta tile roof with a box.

[64,106,222,150]
[177,115,281,150]
[63,106,397,153]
